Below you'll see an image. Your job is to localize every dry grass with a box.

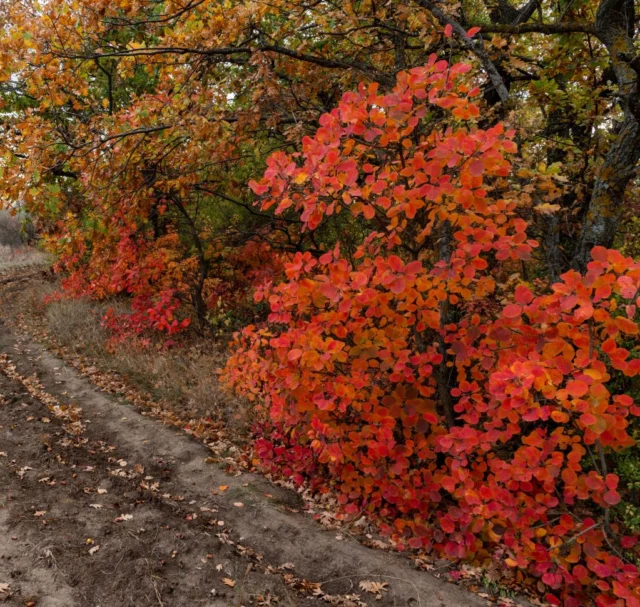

[0,245,50,273]
[10,280,249,437]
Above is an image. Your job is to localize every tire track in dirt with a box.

[0,319,488,607]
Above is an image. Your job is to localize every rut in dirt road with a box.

[0,351,310,607]
[0,319,489,607]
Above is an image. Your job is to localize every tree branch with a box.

[413,0,511,102]
[467,21,596,35]
[55,44,393,86]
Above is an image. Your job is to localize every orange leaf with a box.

[615,316,638,334]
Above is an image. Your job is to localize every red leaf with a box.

[465,27,481,38]
[580,412,597,426]
[621,536,636,549]
[249,180,269,195]
[468,159,485,177]
[389,276,407,295]
[444,24,453,38]
[514,285,533,304]
[320,282,340,300]
[566,380,589,398]
[503,304,522,319]
[603,490,621,506]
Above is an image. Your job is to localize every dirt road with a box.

[0,305,489,606]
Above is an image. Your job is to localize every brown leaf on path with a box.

[114,513,133,522]
[359,580,389,599]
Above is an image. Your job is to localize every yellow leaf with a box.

[534,203,561,215]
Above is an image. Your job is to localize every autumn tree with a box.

[0,0,638,320]
[0,0,639,603]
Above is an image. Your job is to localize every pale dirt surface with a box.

[0,272,491,607]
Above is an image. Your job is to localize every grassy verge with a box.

[0,245,50,273]
[1,276,250,445]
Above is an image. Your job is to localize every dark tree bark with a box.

[572,0,640,271]
[168,193,210,330]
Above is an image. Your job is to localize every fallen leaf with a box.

[0,583,9,594]
[17,466,33,479]
[89,545,100,555]
[233,502,244,508]
[359,580,389,599]
[222,578,236,588]
[89,504,103,509]
[34,511,46,517]
[215,564,223,571]
[97,488,107,494]
[218,485,229,492]
[114,514,133,522]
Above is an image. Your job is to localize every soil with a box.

[0,271,491,607]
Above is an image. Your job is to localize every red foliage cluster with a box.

[45,222,191,342]
[225,58,640,606]
[204,240,284,316]
[46,212,282,341]
[101,289,190,344]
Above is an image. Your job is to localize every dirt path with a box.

[0,315,490,607]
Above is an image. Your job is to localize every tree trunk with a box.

[572,0,640,271]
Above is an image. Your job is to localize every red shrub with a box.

[224,58,640,606]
